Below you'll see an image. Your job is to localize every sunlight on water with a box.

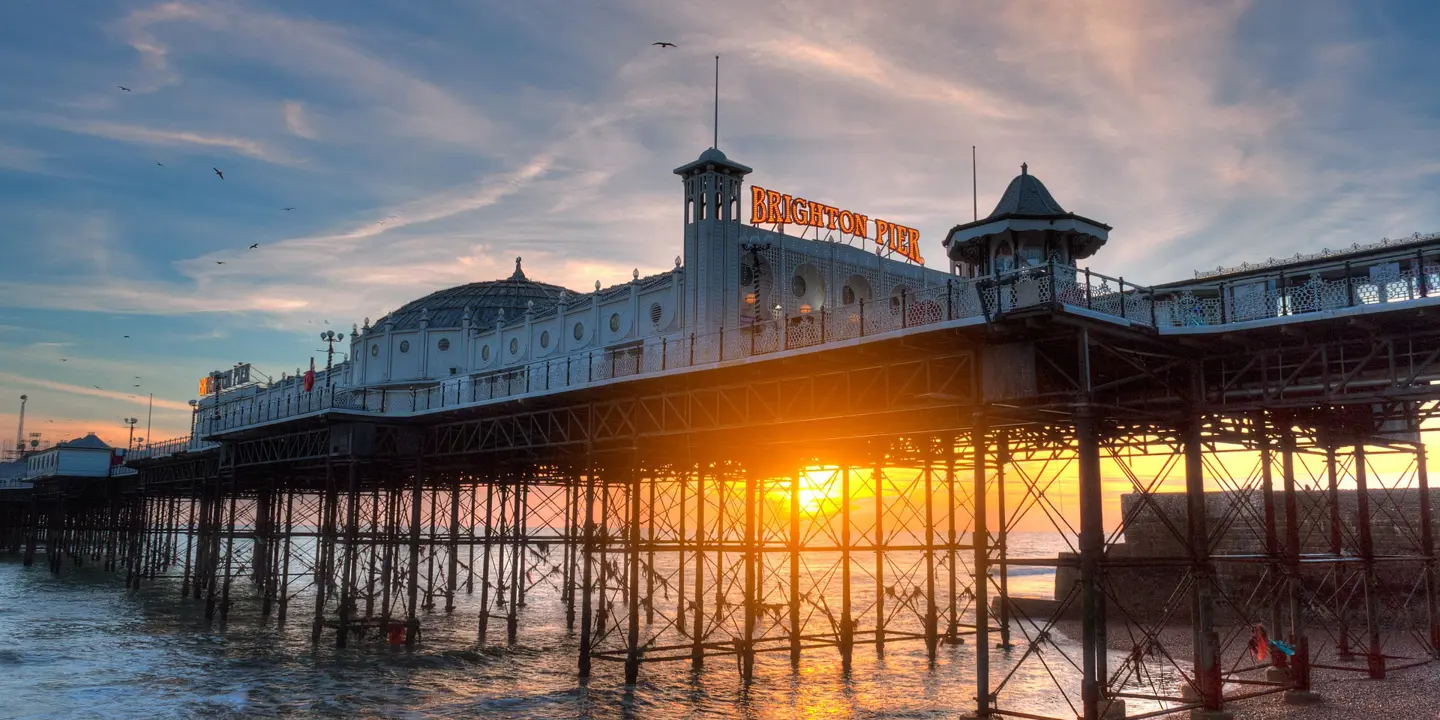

[0,533,1096,719]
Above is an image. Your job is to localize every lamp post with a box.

[320,330,346,389]
[123,417,139,451]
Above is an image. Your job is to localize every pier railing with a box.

[129,435,219,461]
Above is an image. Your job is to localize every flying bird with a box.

[134,376,141,379]
[118,86,132,92]
[283,207,295,211]
[156,161,164,167]
[249,243,259,249]
[123,335,130,338]
[215,261,225,265]
[213,167,224,180]
[92,385,101,389]
[61,358,67,362]
[133,384,141,388]
[652,42,676,48]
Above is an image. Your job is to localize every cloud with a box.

[61,120,294,164]
[282,100,316,139]
[0,143,53,175]
[0,370,193,411]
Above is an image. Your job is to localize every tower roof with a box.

[944,163,1111,263]
[673,147,752,177]
[987,162,1067,218]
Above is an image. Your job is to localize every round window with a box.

[437,338,450,352]
[482,345,491,361]
[573,322,584,341]
[609,313,620,332]
[792,275,807,298]
[540,330,550,348]
[649,302,662,325]
[509,338,519,354]
[370,344,379,357]
[399,340,410,353]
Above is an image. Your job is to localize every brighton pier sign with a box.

[749,185,924,264]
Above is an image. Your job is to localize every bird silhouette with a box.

[283,207,295,211]
[92,385,101,389]
[156,161,164,167]
[249,243,259,249]
[213,167,224,180]
[123,335,130,338]
[134,376,141,379]
[118,86,132,92]
[60,358,67,362]
[653,42,676,48]
[133,384,141,388]
[215,261,225,265]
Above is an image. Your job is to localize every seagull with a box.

[134,376,141,379]
[249,243,259,249]
[283,207,295,211]
[133,384,141,388]
[92,385,101,389]
[652,42,676,48]
[123,335,130,338]
[213,167,224,180]
[118,86,132,92]
[156,161,164,167]
[215,261,225,265]
[61,358,67,362]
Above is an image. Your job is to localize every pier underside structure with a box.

[6,264,1440,720]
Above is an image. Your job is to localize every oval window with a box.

[437,338,450,352]
[399,340,410,353]
[509,338,519,354]
[540,330,550,348]
[649,302,662,325]
[792,275,807,298]
[609,313,620,332]
[482,345,491,361]
[573,322,584,341]
[370,344,379,357]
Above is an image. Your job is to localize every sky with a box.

[1,0,1439,451]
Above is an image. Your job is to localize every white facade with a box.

[25,434,115,480]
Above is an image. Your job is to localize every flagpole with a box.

[144,393,153,449]
[713,55,720,149]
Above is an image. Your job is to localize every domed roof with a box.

[987,163,1066,218]
[673,146,753,176]
[372,257,578,331]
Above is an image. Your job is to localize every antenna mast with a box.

[972,145,978,222]
[13,394,26,460]
[713,55,720,149]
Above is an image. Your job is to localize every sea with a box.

[0,531,1150,719]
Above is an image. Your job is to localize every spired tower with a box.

[675,147,753,334]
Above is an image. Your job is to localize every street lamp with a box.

[123,417,139,450]
[320,330,346,372]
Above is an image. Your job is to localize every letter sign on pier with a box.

[749,185,924,264]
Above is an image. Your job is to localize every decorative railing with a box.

[1155,253,1440,329]
[128,435,219,461]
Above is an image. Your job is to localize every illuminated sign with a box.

[749,185,924,264]
[198,364,252,396]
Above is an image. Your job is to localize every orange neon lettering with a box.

[780,194,796,225]
[853,214,870,239]
[810,202,826,228]
[750,186,768,224]
[874,218,891,249]
[765,190,784,224]
[823,205,839,230]
[838,210,855,234]
[792,198,810,225]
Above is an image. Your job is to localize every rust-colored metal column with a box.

[1354,443,1384,678]
[741,467,757,683]
[840,465,854,670]
[924,441,939,661]
[578,470,597,679]
[1184,414,1223,715]
[790,469,802,667]
[690,465,707,670]
[973,415,991,717]
[1417,441,1440,657]
[1281,429,1319,701]
[625,461,644,684]
[874,461,887,655]
[404,453,424,646]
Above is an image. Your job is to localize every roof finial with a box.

[510,256,526,281]
[1021,162,1028,176]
